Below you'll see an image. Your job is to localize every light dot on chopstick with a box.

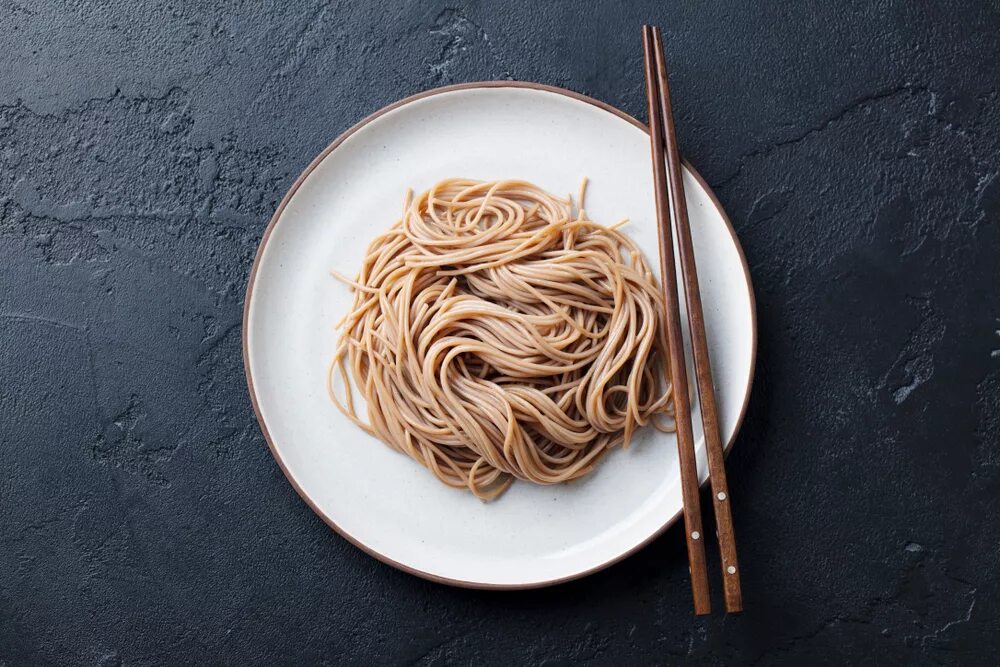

[727,565,737,574]
[717,492,727,501]
[691,531,700,540]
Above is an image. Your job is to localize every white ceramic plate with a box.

[244,82,756,588]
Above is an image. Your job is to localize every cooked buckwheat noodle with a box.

[329,179,675,500]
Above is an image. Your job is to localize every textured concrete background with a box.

[1,1,998,664]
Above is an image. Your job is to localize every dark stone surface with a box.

[1,0,998,664]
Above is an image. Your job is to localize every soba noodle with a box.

[329,179,675,500]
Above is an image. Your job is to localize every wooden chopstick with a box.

[647,25,744,613]
[641,24,712,616]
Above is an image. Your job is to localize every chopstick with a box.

[643,25,744,614]
[643,26,743,613]
[641,25,711,616]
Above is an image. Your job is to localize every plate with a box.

[243,82,756,588]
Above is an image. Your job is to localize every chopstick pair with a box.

[642,24,743,615]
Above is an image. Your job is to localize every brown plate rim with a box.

[242,80,758,590]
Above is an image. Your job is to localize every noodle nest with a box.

[330,179,675,500]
